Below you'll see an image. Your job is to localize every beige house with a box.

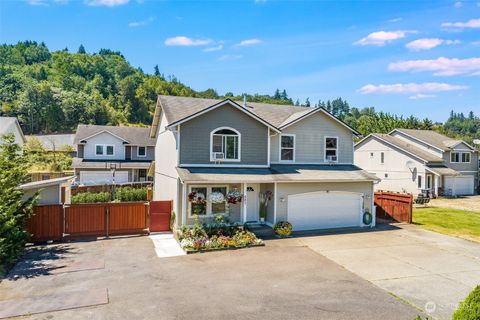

[151,96,379,231]
[354,129,479,196]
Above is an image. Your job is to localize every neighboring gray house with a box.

[151,96,379,231]
[0,117,26,145]
[355,129,479,196]
[26,134,77,156]
[73,125,155,185]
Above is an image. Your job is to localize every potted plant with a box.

[273,221,293,237]
[259,190,272,224]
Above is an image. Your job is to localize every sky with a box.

[0,0,479,122]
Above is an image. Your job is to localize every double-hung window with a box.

[211,128,240,161]
[280,134,295,161]
[451,152,471,163]
[137,146,146,157]
[95,144,114,156]
[324,137,338,162]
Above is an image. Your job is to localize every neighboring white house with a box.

[150,95,379,231]
[0,117,26,145]
[354,129,479,196]
[72,125,155,186]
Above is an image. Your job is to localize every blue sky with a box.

[1,0,479,122]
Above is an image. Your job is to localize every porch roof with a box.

[426,165,460,176]
[72,158,151,169]
[176,164,380,183]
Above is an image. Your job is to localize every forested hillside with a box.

[0,41,478,144]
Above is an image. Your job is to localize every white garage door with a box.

[444,176,474,196]
[79,171,129,186]
[287,191,363,231]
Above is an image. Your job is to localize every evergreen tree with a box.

[305,98,310,107]
[77,44,86,54]
[154,65,161,77]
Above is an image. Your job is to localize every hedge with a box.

[453,285,480,320]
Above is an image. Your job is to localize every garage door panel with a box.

[80,171,129,186]
[444,176,474,196]
[288,192,362,231]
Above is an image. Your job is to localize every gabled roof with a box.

[355,133,444,163]
[27,134,76,151]
[74,125,155,146]
[391,129,474,151]
[153,95,359,136]
[0,117,26,143]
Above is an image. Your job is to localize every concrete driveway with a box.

[0,235,418,320]
[298,224,480,320]
[430,195,480,212]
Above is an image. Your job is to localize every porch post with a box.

[182,182,187,226]
[273,182,277,224]
[434,175,439,197]
[242,183,247,223]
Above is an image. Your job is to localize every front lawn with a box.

[413,207,480,242]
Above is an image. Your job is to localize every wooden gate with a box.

[374,191,413,223]
[150,200,172,232]
[27,202,150,242]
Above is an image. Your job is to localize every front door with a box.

[246,183,259,222]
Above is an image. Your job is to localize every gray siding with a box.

[77,144,84,158]
[24,185,60,205]
[444,149,479,173]
[83,132,126,160]
[271,112,354,164]
[179,103,269,165]
[131,146,155,161]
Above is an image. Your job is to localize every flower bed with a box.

[177,215,264,253]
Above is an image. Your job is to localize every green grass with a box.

[413,207,480,242]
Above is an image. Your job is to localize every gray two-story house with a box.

[151,96,379,231]
[72,125,155,186]
[354,129,479,196]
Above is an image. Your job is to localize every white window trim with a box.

[450,151,471,163]
[279,134,295,162]
[137,146,147,157]
[95,144,115,156]
[209,127,241,162]
[188,185,229,218]
[324,136,339,163]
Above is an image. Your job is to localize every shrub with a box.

[274,221,293,237]
[114,186,147,202]
[0,134,38,276]
[71,191,110,204]
[453,285,480,320]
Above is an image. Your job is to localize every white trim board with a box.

[80,130,130,144]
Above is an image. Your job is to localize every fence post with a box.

[106,205,109,238]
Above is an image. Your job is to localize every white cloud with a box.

[472,41,480,46]
[358,82,468,95]
[203,45,223,52]
[409,93,436,100]
[406,38,460,51]
[255,0,267,3]
[236,39,263,46]
[164,36,212,46]
[85,0,129,6]
[441,18,480,30]
[353,30,417,46]
[389,57,480,76]
[128,16,154,27]
[27,0,47,5]
[218,54,242,61]
[388,17,402,23]
[454,1,463,8]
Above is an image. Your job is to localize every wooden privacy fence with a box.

[27,202,151,242]
[150,200,172,232]
[374,191,413,223]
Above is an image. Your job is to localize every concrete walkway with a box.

[298,224,480,320]
[149,233,186,258]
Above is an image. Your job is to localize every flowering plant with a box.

[274,221,293,237]
[226,190,243,204]
[188,191,206,205]
[208,192,225,204]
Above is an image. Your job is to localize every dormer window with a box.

[210,127,240,162]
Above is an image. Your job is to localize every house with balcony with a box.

[72,124,155,186]
[354,129,479,196]
[150,96,379,231]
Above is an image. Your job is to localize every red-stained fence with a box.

[149,200,172,232]
[374,191,413,223]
